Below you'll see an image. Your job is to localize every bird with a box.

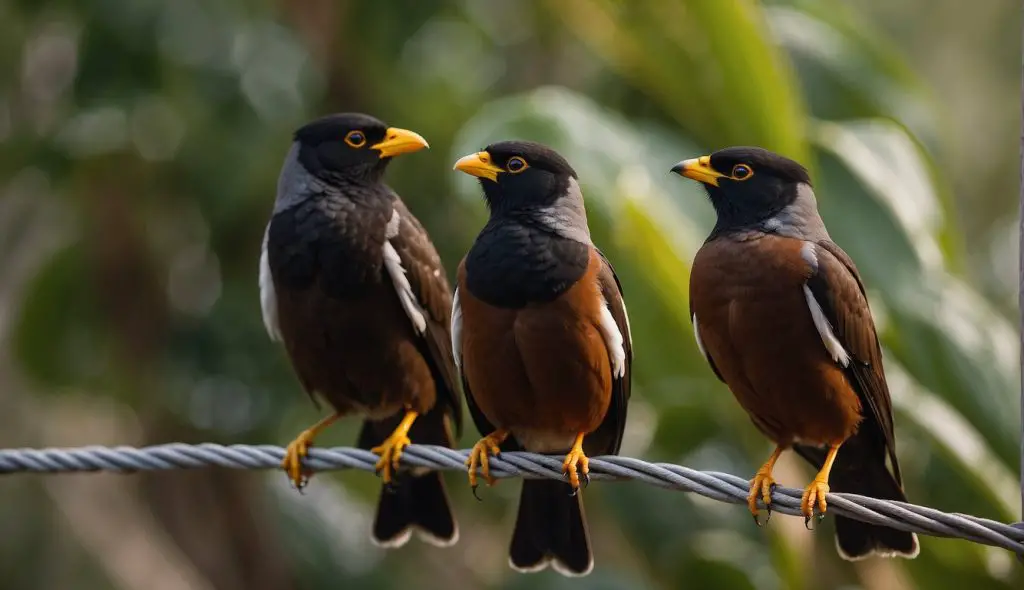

[451,141,632,576]
[671,146,919,560]
[260,112,462,548]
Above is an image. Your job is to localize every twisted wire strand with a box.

[1,443,1021,555]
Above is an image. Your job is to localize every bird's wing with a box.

[450,263,518,449]
[592,249,633,455]
[689,299,725,383]
[385,199,463,434]
[803,240,900,481]
[258,224,282,342]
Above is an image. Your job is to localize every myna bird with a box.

[452,141,632,576]
[672,146,919,560]
[260,113,462,547]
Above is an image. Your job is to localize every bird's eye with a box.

[506,156,528,173]
[732,164,752,180]
[345,131,366,148]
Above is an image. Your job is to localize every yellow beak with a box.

[670,155,724,187]
[453,151,504,182]
[371,127,429,158]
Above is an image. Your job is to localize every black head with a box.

[453,140,577,214]
[670,146,812,230]
[293,113,428,184]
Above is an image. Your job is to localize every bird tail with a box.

[509,478,593,576]
[795,435,919,560]
[357,409,458,548]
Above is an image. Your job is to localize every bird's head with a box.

[671,146,814,232]
[453,140,578,214]
[293,113,428,184]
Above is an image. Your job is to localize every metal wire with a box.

[1,443,1022,555]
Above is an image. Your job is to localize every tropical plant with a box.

[0,1,1018,589]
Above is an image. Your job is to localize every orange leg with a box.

[282,413,342,489]
[371,410,419,485]
[466,429,509,495]
[562,433,590,492]
[748,445,784,526]
[801,443,841,527]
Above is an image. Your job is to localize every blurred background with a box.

[0,0,1020,588]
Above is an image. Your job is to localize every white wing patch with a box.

[385,206,401,239]
[598,294,626,379]
[451,287,463,371]
[800,240,819,269]
[383,209,427,335]
[803,284,851,367]
[259,229,282,341]
[692,313,708,360]
[620,298,633,348]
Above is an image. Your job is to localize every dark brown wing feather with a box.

[388,199,463,434]
[804,240,899,481]
[688,299,725,383]
[591,249,632,455]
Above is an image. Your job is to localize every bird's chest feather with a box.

[463,219,590,308]
[690,234,859,444]
[460,249,612,451]
[266,192,392,298]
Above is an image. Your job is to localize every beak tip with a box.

[670,162,685,175]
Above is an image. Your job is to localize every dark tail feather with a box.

[795,439,919,560]
[358,411,458,548]
[509,479,592,576]
[372,470,457,547]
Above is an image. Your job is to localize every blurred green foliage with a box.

[0,1,1019,589]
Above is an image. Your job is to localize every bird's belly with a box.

[461,286,612,453]
[692,239,862,445]
[275,281,436,418]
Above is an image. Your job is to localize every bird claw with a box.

[562,442,589,493]
[802,512,826,530]
[371,432,411,485]
[747,469,777,527]
[466,432,505,494]
[800,477,830,527]
[471,484,483,502]
[281,432,316,491]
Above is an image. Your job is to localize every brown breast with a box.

[459,249,612,452]
[275,279,437,419]
[690,233,862,446]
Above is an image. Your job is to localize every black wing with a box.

[592,249,633,455]
[689,298,725,383]
[388,199,463,435]
[802,240,900,481]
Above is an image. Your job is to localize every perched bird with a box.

[452,141,632,576]
[672,147,918,560]
[260,113,462,548]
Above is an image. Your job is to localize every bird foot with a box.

[281,430,317,490]
[466,430,507,497]
[748,471,777,527]
[562,437,589,492]
[371,432,411,486]
[801,477,830,528]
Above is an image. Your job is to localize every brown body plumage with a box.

[673,146,918,560]
[690,233,863,446]
[452,141,632,576]
[457,249,613,445]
